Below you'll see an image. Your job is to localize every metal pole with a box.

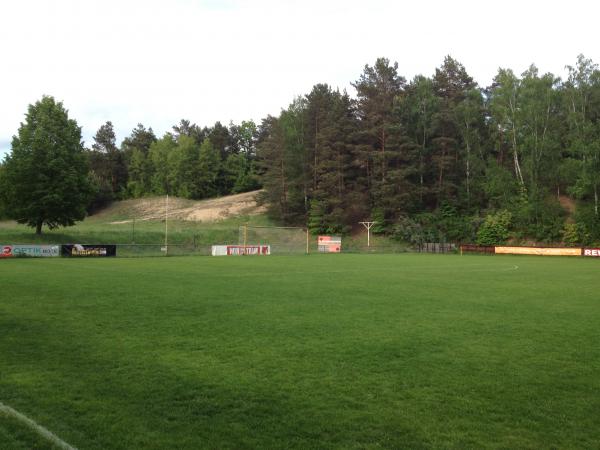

[165,194,169,256]
[306,229,309,254]
[243,223,247,255]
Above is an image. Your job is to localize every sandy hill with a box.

[92,190,267,223]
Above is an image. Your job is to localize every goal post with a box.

[238,225,309,255]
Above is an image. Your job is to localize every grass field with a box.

[1,253,599,449]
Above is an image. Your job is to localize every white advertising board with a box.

[211,245,270,256]
[1,245,60,258]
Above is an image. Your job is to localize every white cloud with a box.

[1,0,599,158]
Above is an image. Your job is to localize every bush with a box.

[476,210,512,245]
[562,222,590,246]
[573,203,600,244]
[391,216,425,245]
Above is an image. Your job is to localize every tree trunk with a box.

[35,221,42,235]
[438,146,445,201]
[512,127,524,186]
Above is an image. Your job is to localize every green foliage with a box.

[509,194,565,243]
[370,208,387,234]
[307,199,327,234]
[149,134,177,194]
[476,210,512,245]
[223,153,260,194]
[168,135,200,198]
[88,171,114,213]
[122,123,157,160]
[89,121,128,197]
[573,203,600,242]
[196,138,220,198]
[255,53,600,243]
[1,96,93,234]
[0,163,7,219]
[390,215,425,245]
[561,222,590,246]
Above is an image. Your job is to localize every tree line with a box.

[86,119,260,211]
[257,55,600,245]
[1,54,600,244]
[0,101,261,233]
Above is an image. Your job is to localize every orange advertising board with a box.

[495,246,581,256]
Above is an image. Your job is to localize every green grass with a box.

[1,254,599,449]
[0,214,271,246]
[0,215,409,255]
[0,213,283,259]
[0,413,58,450]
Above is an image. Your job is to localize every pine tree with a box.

[353,58,414,226]
[431,56,477,205]
[90,121,128,196]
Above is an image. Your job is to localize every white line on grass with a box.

[0,401,77,450]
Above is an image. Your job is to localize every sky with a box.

[1,0,599,159]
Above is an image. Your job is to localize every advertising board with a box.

[318,236,341,253]
[0,245,60,258]
[61,244,117,257]
[211,245,271,256]
[495,246,581,256]
[583,248,600,257]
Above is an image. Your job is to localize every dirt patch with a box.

[105,191,266,224]
[558,195,576,215]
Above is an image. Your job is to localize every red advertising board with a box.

[318,236,341,253]
[583,248,600,257]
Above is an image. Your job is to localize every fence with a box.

[459,244,496,255]
[416,242,457,253]
[116,244,210,257]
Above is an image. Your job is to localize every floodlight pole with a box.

[359,221,376,247]
[165,194,169,256]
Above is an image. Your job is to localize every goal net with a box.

[238,225,308,255]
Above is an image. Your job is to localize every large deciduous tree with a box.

[0,96,92,234]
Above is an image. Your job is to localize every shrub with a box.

[562,222,590,246]
[476,210,512,245]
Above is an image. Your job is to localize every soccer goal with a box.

[238,225,309,255]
